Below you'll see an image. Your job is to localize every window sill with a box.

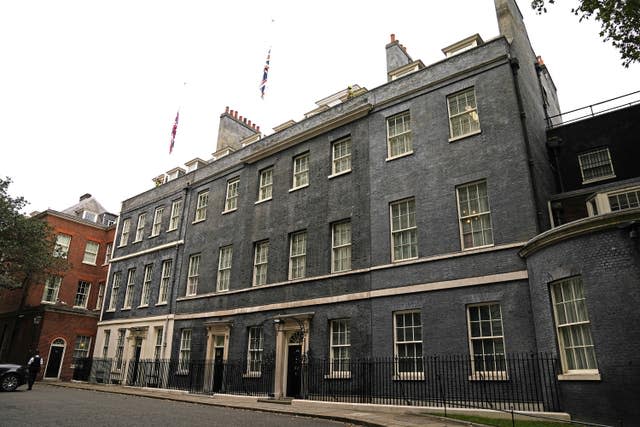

[106,309,116,313]
[462,243,494,251]
[558,372,601,381]
[242,372,262,378]
[72,305,88,310]
[192,218,206,224]
[149,234,159,239]
[216,289,229,293]
[331,268,352,274]
[133,239,143,244]
[41,300,55,305]
[448,129,481,143]
[328,170,351,180]
[166,228,177,233]
[393,373,425,381]
[156,302,168,306]
[82,261,97,266]
[581,175,616,185]
[391,256,419,263]
[221,208,237,215]
[385,151,414,162]
[255,197,272,205]
[137,304,149,308]
[289,184,309,193]
[117,244,127,248]
[120,308,131,311]
[324,372,351,380]
[468,372,509,381]
[185,293,197,297]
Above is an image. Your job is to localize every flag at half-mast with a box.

[260,48,271,99]
[169,110,179,154]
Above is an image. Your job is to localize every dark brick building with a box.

[0,194,116,381]
[95,0,639,423]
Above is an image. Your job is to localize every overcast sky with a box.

[1,0,638,215]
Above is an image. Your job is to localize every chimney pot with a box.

[257,125,260,132]
[243,118,247,124]
[239,115,243,122]
[248,120,252,126]
[390,34,396,43]
[234,111,238,118]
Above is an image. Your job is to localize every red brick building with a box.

[0,194,116,381]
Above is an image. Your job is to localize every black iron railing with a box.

[88,353,561,412]
[122,358,275,397]
[72,357,93,381]
[305,353,561,412]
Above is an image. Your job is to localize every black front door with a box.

[45,346,64,378]
[286,345,302,398]
[131,338,142,384]
[212,347,224,392]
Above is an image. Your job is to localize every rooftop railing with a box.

[547,90,640,129]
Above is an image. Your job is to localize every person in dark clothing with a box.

[27,350,42,390]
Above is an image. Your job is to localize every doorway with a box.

[44,339,66,379]
[286,344,302,398]
[212,336,225,392]
[131,337,143,384]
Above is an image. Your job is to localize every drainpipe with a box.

[164,185,190,358]
[510,57,543,233]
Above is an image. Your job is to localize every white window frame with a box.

[186,254,200,296]
[608,187,640,212]
[253,241,269,286]
[330,319,351,376]
[73,280,91,308]
[390,198,418,262]
[216,246,233,292]
[104,243,112,265]
[178,329,192,374]
[151,207,164,236]
[54,234,72,258]
[467,303,507,378]
[288,231,307,280]
[168,200,182,231]
[258,168,273,202]
[194,191,209,222]
[73,336,92,359]
[95,282,105,310]
[158,259,172,304]
[448,87,480,140]
[108,271,121,311]
[82,241,100,265]
[154,327,164,360]
[292,153,309,190]
[551,277,599,377]
[119,219,131,247]
[102,330,110,358]
[114,329,126,371]
[578,148,615,184]
[386,111,412,159]
[456,180,494,250]
[331,137,352,176]
[332,221,351,273]
[123,268,136,309]
[140,264,153,307]
[246,326,264,376]
[134,213,146,242]
[224,178,239,212]
[42,276,62,303]
[393,310,424,379]
[82,210,98,222]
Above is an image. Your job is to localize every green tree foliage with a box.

[531,0,640,67]
[0,177,67,289]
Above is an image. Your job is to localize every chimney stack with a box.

[386,33,413,80]
[216,107,261,153]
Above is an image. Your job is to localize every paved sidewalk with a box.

[45,381,469,427]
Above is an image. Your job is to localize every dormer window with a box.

[442,34,483,57]
[586,185,640,217]
[82,210,98,222]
